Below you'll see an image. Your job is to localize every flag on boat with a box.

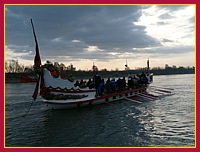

[60,67,64,78]
[34,42,41,69]
[31,18,41,69]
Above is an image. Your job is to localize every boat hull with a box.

[43,87,147,109]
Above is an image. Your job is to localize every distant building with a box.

[66,63,76,71]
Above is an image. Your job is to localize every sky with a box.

[5,5,195,71]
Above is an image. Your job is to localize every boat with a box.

[34,64,153,109]
[44,71,152,109]
[30,19,159,110]
[20,75,37,83]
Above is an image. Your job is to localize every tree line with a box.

[5,60,75,73]
[5,59,195,75]
[5,60,33,73]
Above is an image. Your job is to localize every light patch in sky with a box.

[6,45,34,65]
[51,37,63,42]
[134,5,195,47]
[72,40,81,43]
[84,46,102,52]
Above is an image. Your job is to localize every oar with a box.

[140,93,158,99]
[150,85,174,91]
[151,90,165,95]
[150,86,173,94]
[153,88,172,94]
[143,93,159,98]
[124,97,142,103]
[136,94,154,100]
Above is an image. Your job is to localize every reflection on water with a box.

[5,74,195,146]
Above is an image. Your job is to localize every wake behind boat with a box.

[30,19,172,110]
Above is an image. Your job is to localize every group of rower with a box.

[74,79,95,89]
[73,72,151,96]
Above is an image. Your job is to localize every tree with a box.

[125,66,130,71]
[172,65,177,69]
[92,65,98,71]
[100,68,107,72]
[165,64,169,69]
[5,60,34,73]
[54,62,60,69]
[24,66,34,72]
[5,60,22,73]
[66,63,76,71]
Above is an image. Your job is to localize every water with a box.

[5,74,195,147]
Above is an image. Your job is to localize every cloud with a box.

[5,7,22,18]
[6,44,34,65]
[135,5,195,47]
[5,5,195,69]
[162,38,174,43]
[51,37,63,42]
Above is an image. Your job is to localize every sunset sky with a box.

[5,5,195,70]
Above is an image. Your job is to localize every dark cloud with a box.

[132,45,194,55]
[162,38,174,43]
[5,5,194,67]
[163,6,189,11]
[6,6,159,51]
[158,12,173,20]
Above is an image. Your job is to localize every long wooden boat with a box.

[42,69,153,109]
[30,19,154,109]
[35,68,153,109]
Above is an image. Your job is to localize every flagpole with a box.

[31,19,42,101]
[31,18,41,70]
[147,58,150,73]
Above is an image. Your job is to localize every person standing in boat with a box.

[116,78,122,91]
[111,78,117,92]
[98,79,105,96]
[141,74,148,86]
[122,77,126,90]
[94,72,101,96]
[128,75,133,89]
[105,78,112,93]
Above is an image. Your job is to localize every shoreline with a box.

[5,70,195,83]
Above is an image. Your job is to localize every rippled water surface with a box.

[5,74,195,147]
